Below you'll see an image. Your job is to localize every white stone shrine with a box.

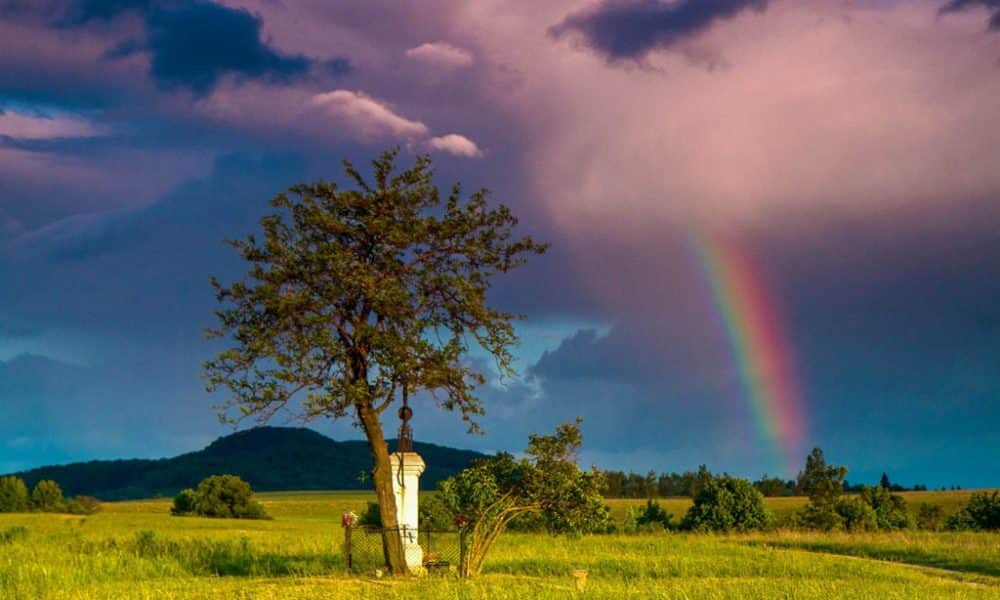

[389,450,426,571]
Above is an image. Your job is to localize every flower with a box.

[454,515,469,527]
[342,511,359,527]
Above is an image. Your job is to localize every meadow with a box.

[0,491,997,599]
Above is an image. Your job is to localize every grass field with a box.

[1,491,997,599]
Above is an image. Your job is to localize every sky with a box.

[0,0,997,488]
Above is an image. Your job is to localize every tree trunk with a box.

[357,402,409,575]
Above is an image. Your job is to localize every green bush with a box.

[859,486,911,530]
[947,491,1000,531]
[681,475,771,532]
[835,497,877,532]
[30,480,64,512]
[358,501,380,527]
[171,489,198,516]
[171,475,270,520]
[916,503,945,531]
[0,476,29,513]
[796,502,843,531]
[635,499,673,531]
[65,496,102,515]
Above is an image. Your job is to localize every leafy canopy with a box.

[204,149,547,428]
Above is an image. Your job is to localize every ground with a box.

[0,491,997,599]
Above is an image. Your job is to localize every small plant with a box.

[946,491,1000,531]
[835,497,877,532]
[635,499,673,531]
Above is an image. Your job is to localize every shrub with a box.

[358,501,380,527]
[796,502,844,531]
[171,489,198,516]
[419,494,454,530]
[916,503,944,531]
[65,496,102,515]
[859,486,912,530]
[171,475,270,520]
[635,499,673,531]
[0,476,29,513]
[30,480,64,512]
[947,491,1000,531]
[194,475,269,519]
[835,497,877,532]
[681,475,771,532]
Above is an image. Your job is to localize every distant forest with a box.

[4,427,486,501]
[601,466,935,499]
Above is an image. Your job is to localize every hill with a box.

[4,427,487,501]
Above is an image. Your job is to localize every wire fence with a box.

[344,525,465,575]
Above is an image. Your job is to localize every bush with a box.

[30,480,64,512]
[171,489,198,516]
[171,475,270,520]
[916,503,945,531]
[835,497,877,532]
[419,494,454,530]
[681,475,771,532]
[859,486,912,530]
[65,496,102,515]
[358,501,380,527]
[635,499,673,531]
[947,491,1000,531]
[0,476,29,513]
[796,502,843,531]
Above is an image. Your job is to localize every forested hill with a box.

[5,427,487,501]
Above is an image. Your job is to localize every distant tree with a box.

[204,150,546,574]
[171,475,269,520]
[603,471,626,497]
[879,473,891,489]
[65,496,101,515]
[947,491,1000,531]
[859,485,911,530]
[635,499,673,530]
[436,420,610,577]
[0,476,29,513]
[681,475,771,532]
[755,475,792,497]
[795,448,848,531]
[30,480,63,512]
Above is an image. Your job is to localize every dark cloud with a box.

[550,0,767,60]
[940,0,1000,30]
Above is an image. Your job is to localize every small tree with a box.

[0,476,29,513]
[30,480,64,512]
[171,488,198,515]
[834,497,878,532]
[859,485,911,530]
[204,150,546,574]
[947,491,1000,531]
[916,503,944,531]
[193,475,269,519]
[681,475,771,532]
[437,420,610,577]
[796,448,848,531]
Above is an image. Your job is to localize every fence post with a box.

[344,523,353,573]
[459,527,467,577]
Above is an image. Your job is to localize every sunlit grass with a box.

[0,491,997,598]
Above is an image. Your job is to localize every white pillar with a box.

[389,451,426,571]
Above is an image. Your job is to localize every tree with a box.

[681,475,771,532]
[947,491,1000,531]
[184,475,269,519]
[859,485,911,530]
[30,480,63,512]
[436,420,610,577]
[795,448,848,531]
[204,150,547,574]
[171,488,198,515]
[879,472,891,489]
[0,476,29,513]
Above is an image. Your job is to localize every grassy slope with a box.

[0,491,997,599]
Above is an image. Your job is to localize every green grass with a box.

[0,491,997,598]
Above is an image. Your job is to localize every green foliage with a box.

[0,526,28,545]
[436,420,610,576]
[797,502,844,531]
[947,491,1000,531]
[835,498,878,532]
[171,489,198,516]
[417,494,454,530]
[681,475,771,532]
[635,499,673,530]
[64,496,102,516]
[916,503,945,531]
[171,476,270,520]
[795,448,849,531]
[30,480,64,512]
[0,476,29,513]
[860,485,912,530]
[358,501,381,527]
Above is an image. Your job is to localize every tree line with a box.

[600,466,930,498]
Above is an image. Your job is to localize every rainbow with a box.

[690,230,806,475]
